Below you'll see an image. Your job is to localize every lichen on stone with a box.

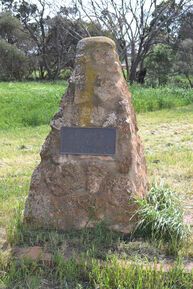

[78,57,96,126]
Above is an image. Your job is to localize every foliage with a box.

[145,44,174,86]
[0,1,106,81]
[178,11,193,41]
[0,39,29,80]
[76,0,191,84]
[135,183,190,254]
[0,0,192,82]
[0,12,23,42]
[0,12,30,80]
[60,68,72,80]
[170,75,193,88]
[176,39,193,88]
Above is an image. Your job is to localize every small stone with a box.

[184,262,193,273]
[18,145,28,150]
[152,160,160,164]
[13,246,43,261]
[166,143,173,147]
[13,246,53,265]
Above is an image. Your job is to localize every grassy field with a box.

[1,81,193,129]
[0,82,193,288]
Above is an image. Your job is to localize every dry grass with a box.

[137,105,193,200]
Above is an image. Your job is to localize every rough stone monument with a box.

[24,36,148,233]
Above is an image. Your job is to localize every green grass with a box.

[0,81,66,129]
[89,257,193,289]
[131,85,193,113]
[1,251,193,288]
[0,81,193,288]
[135,183,190,254]
[0,81,193,129]
[1,220,193,288]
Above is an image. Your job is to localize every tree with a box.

[44,16,82,79]
[145,44,174,86]
[173,8,193,88]
[15,0,105,79]
[77,0,192,84]
[0,38,29,80]
[176,39,193,88]
[0,12,30,80]
[16,0,52,79]
[178,10,193,41]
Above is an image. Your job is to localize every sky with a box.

[25,0,162,22]
[28,0,158,14]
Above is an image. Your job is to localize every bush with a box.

[59,68,72,80]
[145,44,174,86]
[135,183,190,254]
[170,75,193,89]
[0,39,30,80]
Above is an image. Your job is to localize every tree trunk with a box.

[129,61,138,84]
[185,74,193,88]
[39,64,45,80]
[122,67,127,81]
[124,53,130,82]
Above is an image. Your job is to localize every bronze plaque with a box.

[61,127,116,155]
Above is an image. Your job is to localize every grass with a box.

[89,257,193,289]
[1,221,193,288]
[0,81,193,129]
[135,183,190,254]
[0,81,66,129]
[137,106,193,197]
[1,249,193,288]
[0,81,193,288]
[131,85,193,113]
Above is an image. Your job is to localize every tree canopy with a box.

[0,0,193,85]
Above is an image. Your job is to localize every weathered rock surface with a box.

[24,36,148,233]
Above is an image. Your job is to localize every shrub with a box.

[60,68,72,80]
[145,44,174,86]
[135,183,190,254]
[0,39,30,80]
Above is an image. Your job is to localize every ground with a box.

[138,106,193,225]
[0,82,192,288]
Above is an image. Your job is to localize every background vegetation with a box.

[0,0,193,287]
[0,81,192,288]
[0,0,193,87]
[1,81,193,130]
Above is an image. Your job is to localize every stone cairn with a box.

[24,36,148,233]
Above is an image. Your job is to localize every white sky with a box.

[28,0,158,15]
[0,0,163,23]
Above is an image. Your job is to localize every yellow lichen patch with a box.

[79,57,96,126]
